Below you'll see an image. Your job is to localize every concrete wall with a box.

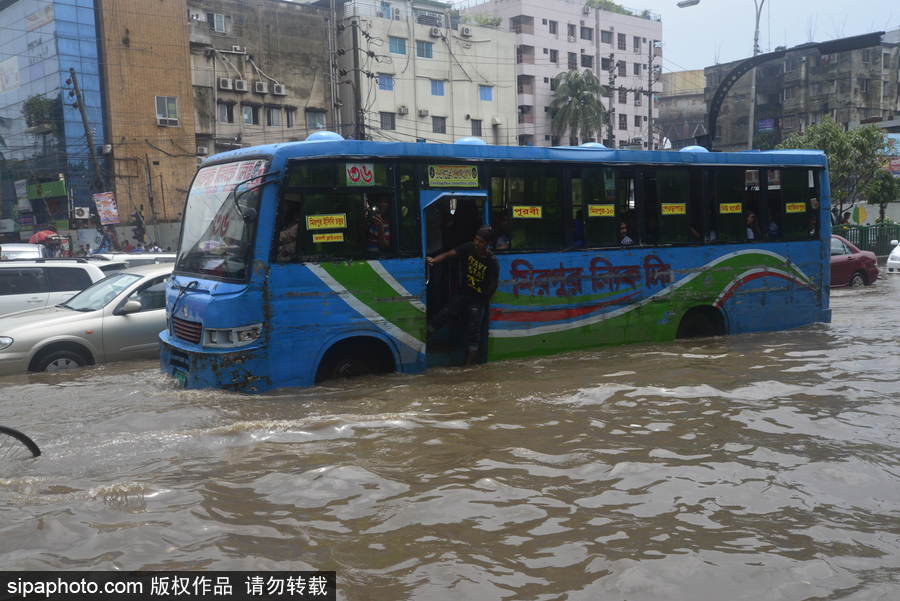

[97,0,198,223]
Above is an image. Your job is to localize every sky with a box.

[634,0,898,73]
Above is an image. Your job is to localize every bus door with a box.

[422,191,489,366]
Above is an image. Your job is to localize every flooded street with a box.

[2,279,900,600]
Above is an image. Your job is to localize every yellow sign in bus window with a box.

[512,205,543,219]
[427,165,479,187]
[661,203,686,216]
[785,202,806,214]
[719,202,742,214]
[587,204,615,218]
[306,214,347,230]
[312,232,345,243]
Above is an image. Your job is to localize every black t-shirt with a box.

[454,241,499,299]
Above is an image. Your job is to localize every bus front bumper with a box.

[159,331,272,393]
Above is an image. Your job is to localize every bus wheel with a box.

[315,338,395,383]
[676,307,724,339]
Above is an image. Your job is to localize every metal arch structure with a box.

[697,32,885,151]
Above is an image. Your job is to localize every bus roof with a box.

[203,134,828,169]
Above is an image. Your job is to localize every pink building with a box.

[460,0,663,148]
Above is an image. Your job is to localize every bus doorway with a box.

[423,193,488,366]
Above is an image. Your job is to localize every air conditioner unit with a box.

[418,109,429,117]
[231,45,244,53]
[101,144,112,154]
[393,7,401,19]
[218,77,233,90]
[254,81,269,94]
[429,26,441,38]
[272,83,287,96]
[397,105,409,115]
[491,116,502,126]
[583,6,590,14]
[73,207,90,220]
[233,79,248,92]
[567,35,576,43]
[157,117,179,126]
[461,26,472,37]
[196,145,209,155]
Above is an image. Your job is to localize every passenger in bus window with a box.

[619,222,634,246]
[276,203,303,262]
[745,211,760,240]
[492,214,511,250]
[571,211,585,248]
[767,220,781,240]
[367,195,392,252]
[426,225,500,365]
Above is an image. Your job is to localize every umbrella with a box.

[28,230,59,244]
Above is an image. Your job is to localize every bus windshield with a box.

[175,159,270,280]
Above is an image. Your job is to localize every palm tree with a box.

[549,69,607,144]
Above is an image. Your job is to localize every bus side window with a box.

[506,166,564,251]
[779,168,814,241]
[712,168,746,242]
[654,168,690,244]
[744,169,762,240]
[577,167,619,248]
[398,165,421,255]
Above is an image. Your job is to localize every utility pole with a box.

[606,53,616,147]
[350,19,365,140]
[647,41,658,150]
[68,68,105,189]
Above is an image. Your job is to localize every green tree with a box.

[21,94,62,136]
[549,69,608,144]
[868,169,899,223]
[778,118,891,218]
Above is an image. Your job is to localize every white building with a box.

[460,0,663,148]
[334,0,518,144]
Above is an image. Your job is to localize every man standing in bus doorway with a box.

[426,225,500,366]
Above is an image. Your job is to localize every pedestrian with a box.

[426,225,500,366]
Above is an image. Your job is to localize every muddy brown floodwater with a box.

[2,279,899,600]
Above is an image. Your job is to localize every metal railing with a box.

[834,224,900,256]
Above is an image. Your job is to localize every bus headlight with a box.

[204,324,262,348]
[0,336,13,351]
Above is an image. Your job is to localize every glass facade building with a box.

[0,0,105,235]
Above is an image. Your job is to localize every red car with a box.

[830,234,879,287]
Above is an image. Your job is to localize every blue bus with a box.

[160,132,830,393]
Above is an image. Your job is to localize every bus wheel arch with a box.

[676,306,726,339]
[315,335,398,383]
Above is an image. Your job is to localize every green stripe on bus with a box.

[320,262,424,340]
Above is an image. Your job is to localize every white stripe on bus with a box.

[368,260,426,313]
[306,264,426,354]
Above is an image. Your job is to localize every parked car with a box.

[0,243,47,260]
[0,259,107,316]
[0,263,172,375]
[830,234,879,287]
[88,253,176,267]
[886,240,900,274]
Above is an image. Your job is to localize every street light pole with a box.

[746,0,765,150]
[677,0,765,149]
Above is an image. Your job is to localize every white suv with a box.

[0,259,107,316]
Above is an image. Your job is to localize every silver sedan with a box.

[0,264,173,375]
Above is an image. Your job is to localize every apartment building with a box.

[657,70,707,150]
[706,28,900,151]
[460,0,662,148]
[188,0,332,155]
[334,0,517,144]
